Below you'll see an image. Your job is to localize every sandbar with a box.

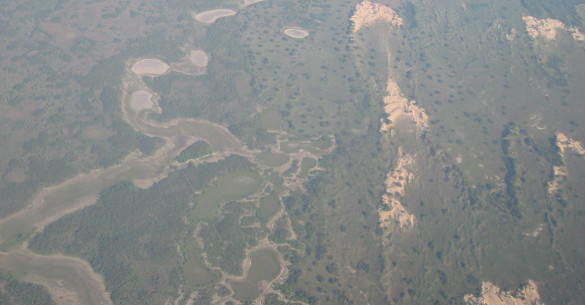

[131,59,170,76]
[284,28,310,39]
[193,9,237,24]
[130,90,154,111]
[190,50,209,67]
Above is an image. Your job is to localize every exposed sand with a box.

[506,28,517,41]
[193,9,237,24]
[548,165,567,195]
[189,50,209,67]
[350,0,403,33]
[556,132,585,156]
[547,133,585,195]
[523,16,584,41]
[243,0,266,6]
[524,224,544,237]
[380,79,428,134]
[464,280,544,305]
[379,150,415,228]
[130,90,154,111]
[284,28,309,39]
[131,58,170,76]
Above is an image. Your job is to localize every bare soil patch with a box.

[350,0,403,32]
[189,50,209,67]
[130,90,154,112]
[464,280,544,305]
[244,0,266,6]
[193,9,237,24]
[284,28,309,39]
[380,79,428,135]
[379,149,415,228]
[523,16,585,41]
[131,59,170,76]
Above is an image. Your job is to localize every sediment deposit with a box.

[351,0,403,32]
[523,16,584,41]
[380,79,428,134]
[464,280,544,305]
[379,151,415,228]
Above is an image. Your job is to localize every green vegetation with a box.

[0,270,56,305]
[192,169,262,219]
[183,238,218,290]
[175,140,213,163]
[299,157,317,179]
[256,151,290,167]
[3,0,585,304]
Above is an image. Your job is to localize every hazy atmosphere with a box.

[1,0,585,304]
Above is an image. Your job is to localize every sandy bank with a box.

[131,58,170,76]
[284,28,309,39]
[380,79,428,134]
[193,9,237,24]
[464,280,544,305]
[350,0,403,33]
[379,151,415,228]
[523,16,584,41]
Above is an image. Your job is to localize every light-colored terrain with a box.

[548,165,567,195]
[243,0,266,6]
[464,280,544,305]
[548,133,584,195]
[284,28,309,39]
[555,132,585,156]
[379,151,415,228]
[130,90,154,111]
[523,16,585,41]
[350,0,403,33]
[131,58,170,76]
[189,50,209,67]
[380,79,428,135]
[193,9,237,24]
